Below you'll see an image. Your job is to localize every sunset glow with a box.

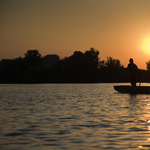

[141,36,150,55]
[1,0,150,69]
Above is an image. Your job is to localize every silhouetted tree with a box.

[58,51,84,82]
[98,60,105,68]
[24,49,42,68]
[59,48,100,82]
[97,57,125,82]
[84,48,99,69]
[0,57,25,83]
[2,48,150,83]
[146,60,150,71]
[105,57,123,68]
[43,54,60,67]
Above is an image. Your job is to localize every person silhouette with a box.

[127,58,142,86]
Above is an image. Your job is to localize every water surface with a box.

[1,83,150,149]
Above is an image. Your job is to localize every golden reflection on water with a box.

[138,99,150,149]
[3,84,150,149]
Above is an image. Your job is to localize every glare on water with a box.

[1,83,150,149]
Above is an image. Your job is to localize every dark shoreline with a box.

[1,49,150,84]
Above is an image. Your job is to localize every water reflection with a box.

[135,97,150,149]
[1,84,150,149]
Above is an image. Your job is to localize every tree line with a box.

[0,48,150,83]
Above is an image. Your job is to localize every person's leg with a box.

[132,77,136,86]
[130,76,133,86]
[134,76,137,86]
[130,76,136,86]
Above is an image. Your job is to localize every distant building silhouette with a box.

[43,54,60,67]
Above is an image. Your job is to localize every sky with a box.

[1,0,150,69]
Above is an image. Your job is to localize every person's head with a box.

[129,58,133,63]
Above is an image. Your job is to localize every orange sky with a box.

[1,0,150,69]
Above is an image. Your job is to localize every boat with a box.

[114,85,150,94]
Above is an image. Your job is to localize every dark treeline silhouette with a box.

[0,48,150,83]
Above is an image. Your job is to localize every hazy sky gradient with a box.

[1,0,150,69]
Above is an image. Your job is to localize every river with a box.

[1,83,150,150]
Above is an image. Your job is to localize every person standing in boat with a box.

[127,58,142,86]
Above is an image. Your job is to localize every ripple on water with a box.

[1,83,150,149]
